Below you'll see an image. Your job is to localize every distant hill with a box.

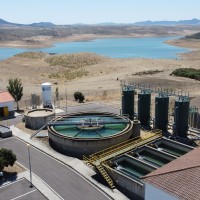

[1,18,200,27]
[134,18,200,26]
[29,22,55,27]
[0,18,55,27]
[0,18,23,27]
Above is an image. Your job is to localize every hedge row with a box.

[170,68,200,81]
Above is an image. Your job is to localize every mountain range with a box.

[0,18,200,27]
[0,18,55,27]
[133,18,200,26]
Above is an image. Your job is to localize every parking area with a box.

[0,178,47,200]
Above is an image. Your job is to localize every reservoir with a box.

[0,37,190,60]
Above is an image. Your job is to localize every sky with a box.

[0,0,200,25]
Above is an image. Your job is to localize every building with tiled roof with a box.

[0,91,15,117]
[143,146,200,200]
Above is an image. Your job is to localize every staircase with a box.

[96,164,115,189]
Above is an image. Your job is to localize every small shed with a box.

[0,91,15,117]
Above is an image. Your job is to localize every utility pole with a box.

[27,144,33,188]
[65,86,67,115]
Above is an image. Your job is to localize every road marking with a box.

[3,136,112,200]
[0,178,25,188]
[0,138,64,200]
[10,189,37,200]
[26,141,113,199]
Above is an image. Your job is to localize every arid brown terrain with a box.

[0,25,200,110]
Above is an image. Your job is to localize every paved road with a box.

[0,178,47,200]
[0,137,110,200]
[66,103,120,115]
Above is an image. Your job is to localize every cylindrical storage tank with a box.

[138,92,151,127]
[122,89,134,120]
[197,113,200,129]
[173,99,190,138]
[25,108,55,130]
[41,82,52,108]
[131,120,141,138]
[188,111,193,127]
[189,107,198,128]
[191,112,198,128]
[155,96,169,132]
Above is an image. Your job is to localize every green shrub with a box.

[170,68,200,81]
[132,70,163,76]
[74,92,85,103]
[0,148,17,171]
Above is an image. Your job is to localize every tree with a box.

[7,78,23,111]
[0,148,17,171]
[55,87,59,101]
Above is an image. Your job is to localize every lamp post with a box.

[65,83,67,115]
[27,144,33,188]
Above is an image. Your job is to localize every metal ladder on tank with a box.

[83,156,115,189]
[96,164,115,189]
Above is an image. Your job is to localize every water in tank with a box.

[138,91,151,127]
[122,87,135,120]
[155,95,169,132]
[173,97,190,138]
[41,82,52,108]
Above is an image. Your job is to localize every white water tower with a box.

[41,82,52,108]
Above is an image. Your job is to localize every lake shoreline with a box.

[0,34,199,60]
[0,33,186,49]
[0,35,194,60]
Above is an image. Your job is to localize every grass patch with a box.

[49,69,88,80]
[44,53,105,68]
[132,70,163,76]
[15,52,46,59]
[170,68,200,81]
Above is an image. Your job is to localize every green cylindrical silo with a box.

[138,92,151,127]
[197,113,200,129]
[189,107,198,128]
[155,96,169,132]
[173,99,190,138]
[122,89,134,120]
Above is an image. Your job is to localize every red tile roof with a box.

[0,91,14,103]
[143,146,200,200]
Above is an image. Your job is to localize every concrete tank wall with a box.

[48,113,133,156]
[104,165,144,200]
[49,123,133,156]
[25,108,55,130]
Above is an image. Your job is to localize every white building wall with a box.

[0,101,14,111]
[144,183,178,200]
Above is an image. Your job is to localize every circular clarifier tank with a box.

[48,112,133,156]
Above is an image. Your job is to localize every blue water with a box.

[52,115,127,138]
[0,37,190,60]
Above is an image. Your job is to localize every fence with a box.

[17,88,122,109]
